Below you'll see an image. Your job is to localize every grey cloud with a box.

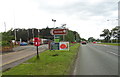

[36,0,118,20]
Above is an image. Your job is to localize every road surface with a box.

[73,43,118,75]
[1,44,48,71]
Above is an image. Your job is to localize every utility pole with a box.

[13,10,17,43]
[32,28,34,39]
[14,29,17,41]
[27,29,29,43]
[4,22,6,32]
[38,29,39,37]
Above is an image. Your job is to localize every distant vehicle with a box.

[71,42,76,44]
[93,41,97,44]
[20,42,28,46]
[81,41,87,44]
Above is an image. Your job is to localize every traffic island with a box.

[2,43,80,76]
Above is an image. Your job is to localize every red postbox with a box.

[34,37,41,46]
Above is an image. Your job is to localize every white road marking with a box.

[106,51,118,56]
[73,66,77,75]
[88,44,119,56]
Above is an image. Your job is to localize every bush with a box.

[2,41,10,46]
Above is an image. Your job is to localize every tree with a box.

[15,28,28,42]
[111,26,120,43]
[81,38,87,42]
[100,29,111,43]
[88,37,95,42]
[1,29,14,46]
[2,29,14,41]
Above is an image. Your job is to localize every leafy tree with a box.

[100,29,111,43]
[81,38,87,41]
[5,27,81,43]
[111,26,120,43]
[2,29,14,41]
[111,26,120,38]
[88,37,96,42]
[1,29,14,46]
[64,30,75,42]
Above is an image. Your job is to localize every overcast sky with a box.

[0,0,119,39]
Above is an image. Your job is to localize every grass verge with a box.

[98,43,120,46]
[2,43,80,75]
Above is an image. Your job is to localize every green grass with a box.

[98,43,120,46]
[3,43,80,75]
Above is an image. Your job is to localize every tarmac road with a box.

[73,43,118,75]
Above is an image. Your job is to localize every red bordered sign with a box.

[59,42,69,50]
[34,37,41,46]
[50,29,68,35]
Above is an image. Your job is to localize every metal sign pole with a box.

[37,46,39,59]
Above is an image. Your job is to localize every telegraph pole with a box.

[32,28,34,39]
[4,22,6,32]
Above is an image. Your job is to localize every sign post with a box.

[50,29,68,42]
[34,37,40,59]
[50,29,68,35]
[49,29,69,51]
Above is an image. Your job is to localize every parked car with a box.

[20,42,28,46]
[81,41,87,44]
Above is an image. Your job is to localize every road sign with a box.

[34,37,40,46]
[55,35,61,38]
[54,39,60,43]
[34,37,41,59]
[59,42,69,50]
[50,42,59,50]
[50,29,67,35]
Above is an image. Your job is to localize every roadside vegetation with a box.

[0,27,81,53]
[3,43,80,75]
[0,29,14,52]
[100,26,120,43]
[98,43,120,46]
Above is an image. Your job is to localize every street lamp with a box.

[52,19,56,41]
[107,19,120,43]
[61,24,66,41]
[61,24,66,29]
[107,19,118,43]
[52,19,56,28]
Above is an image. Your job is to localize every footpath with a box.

[1,45,48,71]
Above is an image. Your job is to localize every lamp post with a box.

[61,24,66,41]
[52,19,56,28]
[52,19,56,41]
[107,19,118,43]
